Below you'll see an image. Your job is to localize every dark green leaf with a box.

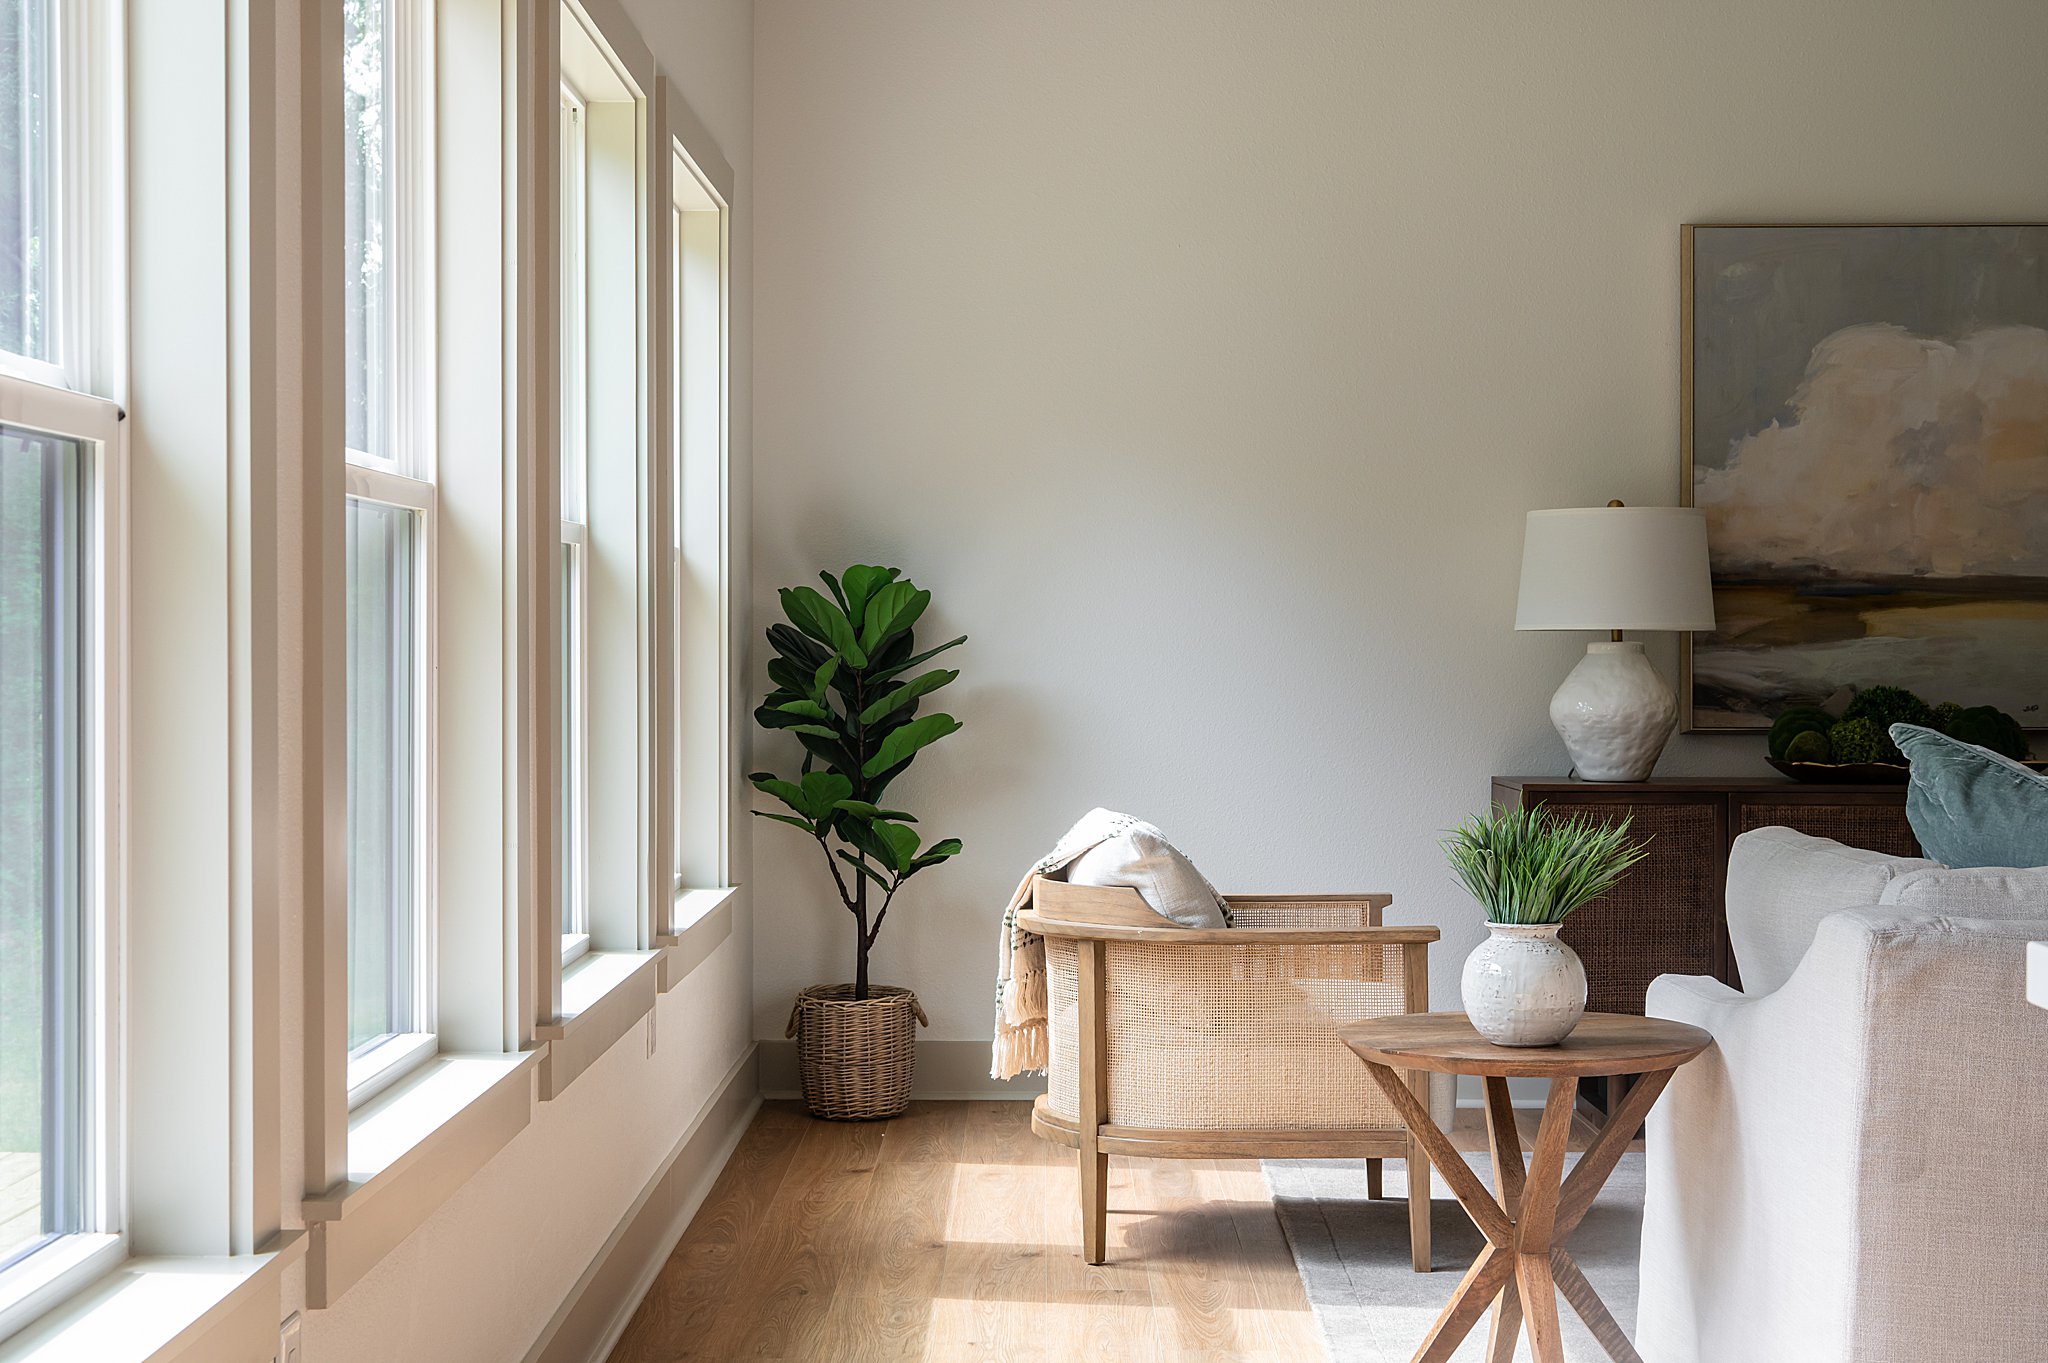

[916,838,963,864]
[874,820,921,875]
[749,775,813,817]
[818,569,848,613]
[752,811,817,833]
[808,657,840,703]
[775,699,832,721]
[840,565,899,621]
[799,771,854,812]
[859,582,930,655]
[765,623,827,668]
[754,703,836,734]
[859,668,958,726]
[862,713,963,778]
[786,723,842,740]
[766,657,813,695]
[835,801,917,822]
[868,635,966,684]
[836,849,894,890]
[779,586,867,666]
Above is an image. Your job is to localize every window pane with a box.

[0,424,83,1264]
[558,92,584,523]
[345,498,418,1053]
[558,544,580,940]
[0,0,54,363]
[343,0,391,463]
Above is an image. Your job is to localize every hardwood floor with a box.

[606,1098,1618,1363]
[606,1100,1326,1362]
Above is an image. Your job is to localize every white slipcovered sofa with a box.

[1637,826,2048,1362]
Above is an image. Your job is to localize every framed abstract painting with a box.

[1682,223,2048,732]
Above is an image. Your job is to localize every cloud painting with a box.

[1685,226,2048,730]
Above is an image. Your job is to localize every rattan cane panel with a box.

[1556,800,1720,1016]
[1735,802,1921,858]
[1047,935,1080,1121]
[1100,941,1404,1131]
[1226,900,1378,929]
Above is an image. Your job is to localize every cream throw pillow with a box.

[1056,809,1230,928]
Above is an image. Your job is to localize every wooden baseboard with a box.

[519,1045,762,1363]
[756,1037,1048,1102]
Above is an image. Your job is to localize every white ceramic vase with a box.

[1461,923,1587,1046]
[1548,640,1677,782]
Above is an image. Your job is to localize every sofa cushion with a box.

[1893,723,2048,869]
[1059,811,1230,928]
[1724,826,1936,996]
[1880,863,2048,918]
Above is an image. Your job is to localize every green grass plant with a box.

[1442,804,1649,926]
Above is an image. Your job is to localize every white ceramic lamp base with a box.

[1548,641,1676,782]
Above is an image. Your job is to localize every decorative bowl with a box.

[1767,756,2048,785]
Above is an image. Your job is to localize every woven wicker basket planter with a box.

[786,984,929,1121]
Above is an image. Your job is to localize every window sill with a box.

[0,1233,305,1363]
[303,1050,540,1308]
[656,885,740,992]
[536,950,661,1101]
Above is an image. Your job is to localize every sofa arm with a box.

[1641,907,2048,1362]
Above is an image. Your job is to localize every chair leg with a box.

[1366,1157,1384,1200]
[1081,1148,1109,1264]
[1407,1133,1432,1272]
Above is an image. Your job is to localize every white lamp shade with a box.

[1514,506,1716,632]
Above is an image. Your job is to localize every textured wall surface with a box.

[749,0,2048,1051]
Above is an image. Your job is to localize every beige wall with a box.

[749,0,2048,1056]
[298,2,755,1358]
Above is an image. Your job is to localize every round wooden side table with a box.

[1339,1012,1711,1363]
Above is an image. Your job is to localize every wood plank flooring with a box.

[606,1099,1613,1363]
[607,1100,1326,1362]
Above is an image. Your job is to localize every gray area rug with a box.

[1263,1151,1644,1363]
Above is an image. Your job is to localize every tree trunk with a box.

[854,871,870,1000]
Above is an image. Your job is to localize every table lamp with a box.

[1515,502,1716,781]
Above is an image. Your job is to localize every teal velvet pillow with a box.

[1891,723,2048,869]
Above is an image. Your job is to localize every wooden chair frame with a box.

[1020,879,1439,1269]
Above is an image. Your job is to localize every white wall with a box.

[749,0,2048,1058]
[297,2,755,1358]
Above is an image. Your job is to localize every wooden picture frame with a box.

[1679,222,2048,732]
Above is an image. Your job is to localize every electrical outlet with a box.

[280,1311,302,1363]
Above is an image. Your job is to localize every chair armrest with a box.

[1017,908,1437,947]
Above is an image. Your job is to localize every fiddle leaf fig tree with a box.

[750,565,966,999]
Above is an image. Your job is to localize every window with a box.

[0,0,121,1337]
[669,141,728,921]
[343,0,435,1107]
[0,392,117,1332]
[557,82,589,965]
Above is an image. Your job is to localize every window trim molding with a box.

[340,466,441,1108]
[0,376,129,1340]
[659,85,734,929]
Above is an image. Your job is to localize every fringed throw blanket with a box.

[991,809,1230,1080]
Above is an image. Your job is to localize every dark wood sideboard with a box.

[1490,777,1920,1013]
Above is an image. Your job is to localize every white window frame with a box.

[667,133,731,930]
[0,376,125,1343]
[557,79,590,966]
[341,0,438,1110]
[340,466,438,1109]
[0,1,115,396]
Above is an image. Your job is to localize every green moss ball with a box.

[1942,706,2032,761]
[1768,706,1836,760]
[1827,717,1888,765]
[1783,729,1833,763]
[1843,685,1936,735]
